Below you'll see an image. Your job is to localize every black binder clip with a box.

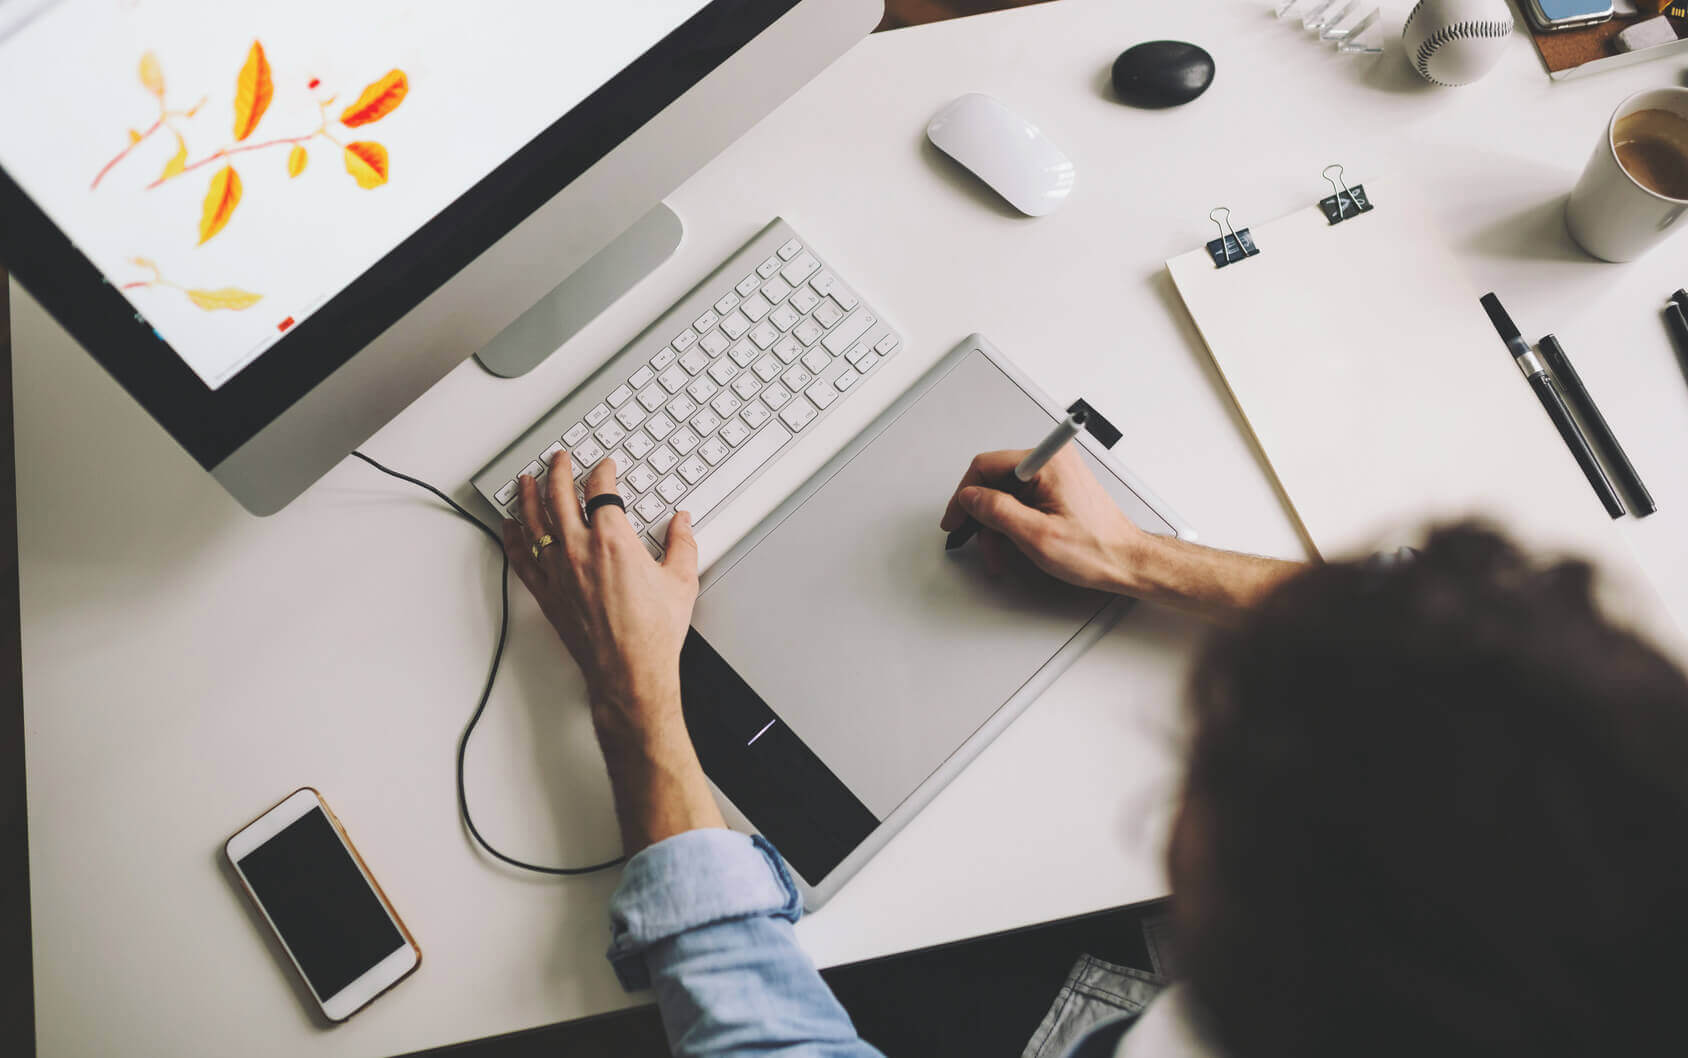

[1318,164,1373,225]
[1206,207,1260,268]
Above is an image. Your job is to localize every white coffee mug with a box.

[1566,88,1688,263]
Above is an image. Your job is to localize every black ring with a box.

[583,493,626,523]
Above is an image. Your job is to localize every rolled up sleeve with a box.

[607,829,883,1058]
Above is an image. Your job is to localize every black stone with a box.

[1111,41,1215,109]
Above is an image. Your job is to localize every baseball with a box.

[1402,0,1514,87]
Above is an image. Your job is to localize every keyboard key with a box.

[679,348,710,375]
[810,271,836,296]
[687,377,718,404]
[522,459,547,480]
[630,366,655,389]
[762,276,793,304]
[761,382,792,410]
[635,494,667,522]
[780,252,820,287]
[806,379,838,409]
[876,333,901,355]
[626,431,655,460]
[602,449,630,477]
[856,351,881,374]
[802,348,830,374]
[835,369,860,392]
[757,255,781,279]
[708,359,739,385]
[615,403,646,430]
[830,285,859,312]
[770,303,800,332]
[721,311,752,341]
[795,319,825,348]
[714,291,741,315]
[693,309,720,333]
[595,422,627,449]
[672,329,698,353]
[780,365,813,392]
[645,412,676,440]
[658,365,689,393]
[774,336,803,364]
[823,310,876,355]
[753,355,783,382]
[813,299,845,329]
[780,399,818,431]
[542,440,566,464]
[700,436,731,464]
[735,273,760,298]
[607,385,633,408]
[675,423,792,527]
[711,392,742,418]
[495,480,519,505]
[731,373,762,400]
[741,293,772,322]
[741,400,772,429]
[572,440,605,469]
[669,427,700,455]
[691,409,722,436]
[790,287,821,315]
[641,534,664,561]
[749,322,779,349]
[699,330,730,357]
[638,385,666,412]
[649,446,679,474]
[666,395,698,422]
[563,422,591,447]
[625,510,645,534]
[846,342,871,365]
[778,238,803,260]
[626,464,658,494]
[719,418,752,447]
[679,457,709,485]
[658,475,687,502]
[651,346,678,371]
[729,341,758,368]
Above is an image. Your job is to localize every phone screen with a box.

[236,806,405,1000]
[1534,0,1612,19]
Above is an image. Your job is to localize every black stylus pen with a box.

[1480,294,1625,519]
[1538,334,1655,516]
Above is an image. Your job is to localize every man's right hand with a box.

[939,446,1149,594]
[940,446,1306,615]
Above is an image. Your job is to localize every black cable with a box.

[351,451,625,877]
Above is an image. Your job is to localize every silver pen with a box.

[945,409,1088,551]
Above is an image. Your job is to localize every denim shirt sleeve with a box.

[607,828,885,1058]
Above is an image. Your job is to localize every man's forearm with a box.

[593,699,726,855]
[1111,533,1303,617]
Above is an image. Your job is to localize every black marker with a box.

[1480,294,1624,519]
[1538,334,1654,516]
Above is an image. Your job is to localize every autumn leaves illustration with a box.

[99,42,409,314]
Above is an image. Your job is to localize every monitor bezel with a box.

[0,0,804,468]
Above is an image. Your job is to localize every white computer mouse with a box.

[926,93,1075,217]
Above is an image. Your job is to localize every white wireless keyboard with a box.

[473,219,901,559]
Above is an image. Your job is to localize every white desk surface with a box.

[17,1,1688,1055]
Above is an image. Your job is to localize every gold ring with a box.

[530,533,556,560]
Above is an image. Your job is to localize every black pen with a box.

[1480,294,1625,519]
[946,409,1088,551]
[1667,293,1688,386]
[1538,334,1654,516]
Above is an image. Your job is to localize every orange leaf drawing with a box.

[159,130,187,181]
[287,144,308,178]
[342,141,389,189]
[127,128,143,145]
[232,42,273,142]
[139,51,164,98]
[198,165,242,243]
[339,70,407,128]
[186,287,263,311]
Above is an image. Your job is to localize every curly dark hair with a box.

[1174,525,1688,1057]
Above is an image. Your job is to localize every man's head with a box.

[1171,525,1688,1057]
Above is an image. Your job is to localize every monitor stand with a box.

[474,202,684,378]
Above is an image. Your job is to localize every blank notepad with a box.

[1166,181,1681,650]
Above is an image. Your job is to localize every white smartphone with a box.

[226,788,421,1021]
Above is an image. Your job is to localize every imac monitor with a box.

[0,0,881,514]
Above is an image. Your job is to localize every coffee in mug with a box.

[1566,88,1688,262]
[1612,108,1688,201]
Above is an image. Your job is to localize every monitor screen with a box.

[0,0,713,391]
